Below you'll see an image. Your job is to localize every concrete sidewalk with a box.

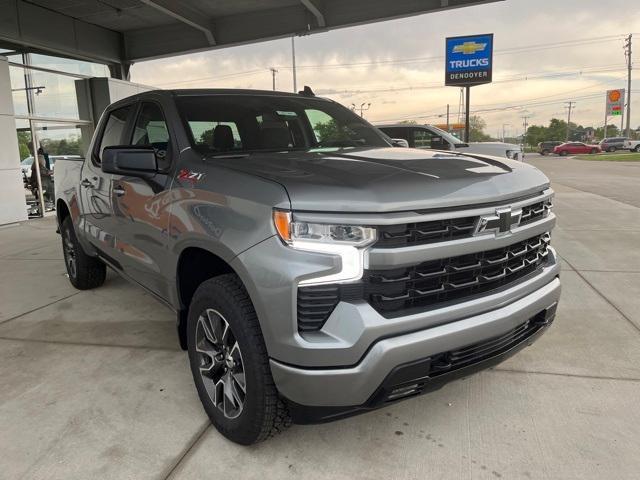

[1,156,639,479]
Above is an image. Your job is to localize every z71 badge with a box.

[177,168,206,185]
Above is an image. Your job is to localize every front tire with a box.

[187,274,291,445]
[541,149,549,156]
[590,148,598,154]
[61,216,106,290]
[634,145,640,153]
[608,146,616,152]
[559,150,568,156]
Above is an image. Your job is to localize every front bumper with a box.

[270,275,560,420]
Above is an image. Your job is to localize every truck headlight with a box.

[273,210,376,285]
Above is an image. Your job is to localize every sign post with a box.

[605,89,625,137]
[445,34,494,142]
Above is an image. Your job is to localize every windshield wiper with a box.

[204,153,250,159]
[204,147,308,159]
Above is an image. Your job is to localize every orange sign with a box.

[434,123,465,130]
[606,89,625,116]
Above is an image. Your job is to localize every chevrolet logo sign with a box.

[453,41,487,55]
[475,207,522,236]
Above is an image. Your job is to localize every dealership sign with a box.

[445,34,493,86]
[606,89,625,116]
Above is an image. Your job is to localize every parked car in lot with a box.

[623,139,640,152]
[55,89,560,445]
[553,142,600,156]
[537,141,563,156]
[21,154,81,180]
[378,124,523,160]
[599,137,629,152]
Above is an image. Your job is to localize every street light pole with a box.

[353,102,371,118]
[291,36,297,93]
[269,67,277,91]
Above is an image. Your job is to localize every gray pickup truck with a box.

[54,89,561,445]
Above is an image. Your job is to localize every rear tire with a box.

[541,149,549,156]
[634,145,640,153]
[608,146,616,152]
[187,274,291,445]
[61,216,106,290]
[590,148,597,154]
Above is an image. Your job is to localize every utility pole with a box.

[291,36,297,93]
[464,86,471,142]
[624,34,632,138]
[565,101,575,141]
[446,104,450,131]
[502,123,511,142]
[522,115,531,150]
[269,67,278,91]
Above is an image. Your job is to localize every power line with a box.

[316,65,628,96]
[149,34,628,88]
[279,34,626,71]
[372,75,628,123]
[154,68,268,87]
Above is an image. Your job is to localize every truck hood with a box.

[212,147,549,212]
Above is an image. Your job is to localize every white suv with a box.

[379,124,523,160]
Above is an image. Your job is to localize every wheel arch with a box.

[56,199,71,230]
[175,246,250,350]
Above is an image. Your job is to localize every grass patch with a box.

[575,152,640,162]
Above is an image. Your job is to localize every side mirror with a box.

[391,138,409,148]
[101,146,157,175]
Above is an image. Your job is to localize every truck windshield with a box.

[176,94,390,155]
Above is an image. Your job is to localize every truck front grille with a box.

[297,232,551,331]
[374,199,552,248]
[365,233,550,315]
[375,216,476,248]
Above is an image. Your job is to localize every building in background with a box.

[0,51,151,224]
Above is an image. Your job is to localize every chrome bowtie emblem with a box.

[475,207,522,236]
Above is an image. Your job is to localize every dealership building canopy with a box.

[0,0,499,225]
[1,0,498,73]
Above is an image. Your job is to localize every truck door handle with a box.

[113,185,126,196]
[81,178,95,189]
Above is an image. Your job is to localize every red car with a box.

[553,142,601,156]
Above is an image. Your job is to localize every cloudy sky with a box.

[131,0,639,138]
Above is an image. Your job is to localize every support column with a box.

[0,56,28,225]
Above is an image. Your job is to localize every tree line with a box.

[17,131,83,160]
